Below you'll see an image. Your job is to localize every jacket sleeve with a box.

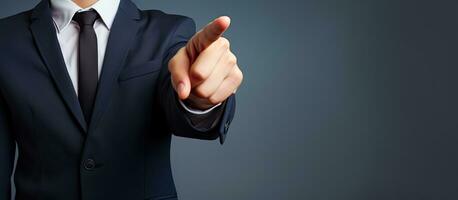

[157,16,236,144]
[0,91,15,200]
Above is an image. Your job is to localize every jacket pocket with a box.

[118,60,162,82]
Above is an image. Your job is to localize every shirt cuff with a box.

[178,99,222,115]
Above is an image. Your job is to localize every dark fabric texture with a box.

[0,0,236,199]
[0,91,14,200]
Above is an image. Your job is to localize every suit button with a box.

[83,159,96,171]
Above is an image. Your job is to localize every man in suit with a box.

[0,0,243,199]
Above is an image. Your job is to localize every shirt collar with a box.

[50,0,121,32]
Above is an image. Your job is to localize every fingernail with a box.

[221,16,231,24]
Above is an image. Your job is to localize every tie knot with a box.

[72,10,100,27]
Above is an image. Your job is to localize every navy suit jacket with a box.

[0,0,236,199]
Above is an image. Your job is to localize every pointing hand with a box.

[169,16,243,110]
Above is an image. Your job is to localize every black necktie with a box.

[73,10,100,124]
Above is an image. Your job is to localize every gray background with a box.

[2,0,458,199]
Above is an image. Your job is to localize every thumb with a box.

[186,16,231,61]
[169,48,191,100]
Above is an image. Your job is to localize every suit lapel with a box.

[88,0,141,132]
[30,0,88,132]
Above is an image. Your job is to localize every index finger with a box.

[189,16,231,54]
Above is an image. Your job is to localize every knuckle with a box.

[219,37,230,49]
[190,68,209,81]
[231,69,244,85]
[194,87,212,98]
[209,96,221,105]
[228,54,238,66]
[236,72,244,84]
[229,78,240,88]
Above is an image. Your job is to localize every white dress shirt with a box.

[50,0,220,114]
